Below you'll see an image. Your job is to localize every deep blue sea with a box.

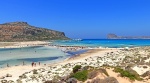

[0,39,150,68]
[52,39,150,48]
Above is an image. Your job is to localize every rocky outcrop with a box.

[107,33,150,39]
[0,22,69,41]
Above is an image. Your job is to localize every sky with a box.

[0,0,150,39]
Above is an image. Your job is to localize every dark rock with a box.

[98,68,109,76]
[67,78,77,83]
[19,74,27,79]
[141,71,150,77]
[57,81,65,83]
[61,76,69,81]
[1,80,7,83]
[90,77,119,83]
[6,73,12,77]
[82,66,94,71]
[90,78,101,83]
[88,70,99,79]
[87,81,91,83]
[8,80,15,83]
[16,79,22,83]
[44,80,52,83]
[103,77,119,83]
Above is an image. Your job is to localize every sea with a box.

[0,39,150,68]
[52,39,150,48]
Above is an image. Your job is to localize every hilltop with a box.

[0,22,69,41]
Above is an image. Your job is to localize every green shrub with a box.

[33,69,38,74]
[72,70,88,82]
[73,65,82,73]
[19,74,27,79]
[114,67,142,81]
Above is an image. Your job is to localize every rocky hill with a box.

[107,33,150,39]
[0,22,69,41]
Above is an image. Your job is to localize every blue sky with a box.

[0,0,150,39]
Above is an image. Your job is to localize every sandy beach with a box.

[0,65,42,81]
[0,41,50,48]
[0,47,119,82]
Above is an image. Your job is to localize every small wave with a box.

[18,56,62,62]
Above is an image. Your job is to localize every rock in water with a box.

[0,22,69,41]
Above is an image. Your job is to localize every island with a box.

[107,33,150,39]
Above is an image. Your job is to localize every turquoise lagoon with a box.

[0,46,69,68]
[1,39,150,67]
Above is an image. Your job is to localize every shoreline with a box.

[0,41,150,82]
[0,47,119,82]
[0,42,90,69]
[0,41,128,69]
[0,41,50,49]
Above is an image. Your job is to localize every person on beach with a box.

[39,62,40,66]
[7,63,9,67]
[31,62,34,67]
[34,63,36,67]
[23,61,25,65]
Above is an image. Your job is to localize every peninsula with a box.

[0,22,69,41]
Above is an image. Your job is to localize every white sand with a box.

[0,65,43,81]
[132,65,150,75]
[0,41,50,48]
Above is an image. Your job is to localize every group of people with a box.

[6,62,41,67]
[31,62,40,67]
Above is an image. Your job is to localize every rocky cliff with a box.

[107,33,150,39]
[0,22,69,41]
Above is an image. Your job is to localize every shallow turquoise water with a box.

[0,46,69,67]
[1,39,150,68]
[52,39,150,48]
